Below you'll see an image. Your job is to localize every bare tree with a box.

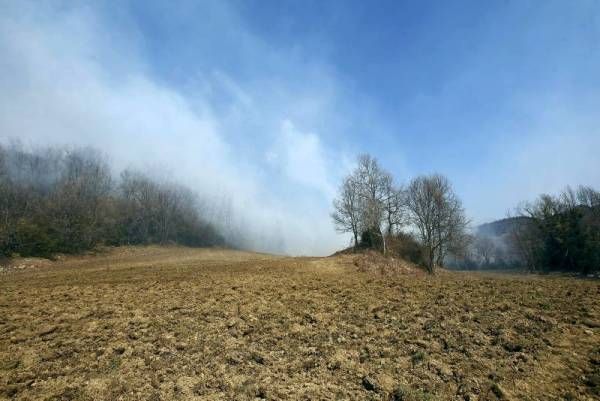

[435,193,469,268]
[354,154,389,252]
[331,154,406,254]
[474,235,495,266]
[331,175,361,247]
[382,175,406,237]
[405,174,468,273]
[52,148,113,250]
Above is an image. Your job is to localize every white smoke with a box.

[0,1,351,255]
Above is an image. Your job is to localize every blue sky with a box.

[1,1,599,254]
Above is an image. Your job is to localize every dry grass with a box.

[0,246,599,400]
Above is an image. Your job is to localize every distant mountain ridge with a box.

[476,216,530,237]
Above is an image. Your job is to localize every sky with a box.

[1,0,599,255]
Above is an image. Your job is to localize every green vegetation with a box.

[512,187,600,274]
[460,187,600,274]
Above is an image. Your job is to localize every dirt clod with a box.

[362,375,380,392]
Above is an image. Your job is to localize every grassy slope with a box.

[0,246,599,400]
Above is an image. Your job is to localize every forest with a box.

[0,143,224,258]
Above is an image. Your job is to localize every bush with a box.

[386,232,425,265]
[359,228,382,250]
[14,218,56,258]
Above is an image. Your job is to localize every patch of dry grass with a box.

[0,246,598,400]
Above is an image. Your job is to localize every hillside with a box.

[476,216,530,237]
[1,246,598,400]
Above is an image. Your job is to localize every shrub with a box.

[386,232,425,265]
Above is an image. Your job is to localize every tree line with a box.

[508,186,600,274]
[448,187,600,275]
[0,144,224,258]
[331,155,468,273]
[331,155,599,275]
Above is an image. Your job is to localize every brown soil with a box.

[0,246,598,400]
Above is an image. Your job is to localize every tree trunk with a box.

[428,247,435,274]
